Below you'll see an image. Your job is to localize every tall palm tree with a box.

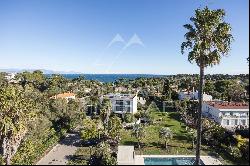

[181,6,233,165]
[100,98,112,129]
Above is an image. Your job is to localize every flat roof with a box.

[105,93,136,99]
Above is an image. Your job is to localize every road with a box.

[36,133,82,165]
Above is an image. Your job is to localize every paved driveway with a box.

[36,133,82,165]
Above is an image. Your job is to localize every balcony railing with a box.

[220,115,248,119]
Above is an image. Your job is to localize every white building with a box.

[202,101,249,130]
[5,73,16,81]
[178,91,213,101]
[101,93,137,114]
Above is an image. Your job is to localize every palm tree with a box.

[181,6,233,165]
[131,124,146,154]
[106,116,123,145]
[159,127,173,149]
[100,98,112,128]
[187,127,197,150]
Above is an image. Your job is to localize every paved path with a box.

[36,133,82,165]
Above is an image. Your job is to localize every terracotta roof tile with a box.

[51,92,76,99]
[205,101,249,109]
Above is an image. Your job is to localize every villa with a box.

[202,101,249,130]
[101,93,137,114]
[178,91,213,101]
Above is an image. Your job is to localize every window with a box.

[126,107,131,113]
[222,119,228,125]
[231,119,238,125]
[115,106,124,112]
[235,119,238,125]
[116,100,123,105]
[125,101,131,105]
[226,120,230,125]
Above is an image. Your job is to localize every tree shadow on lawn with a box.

[164,124,175,127]
[168,113,182,122]
[122,141,136,146]
[147,141,160,147]
[174,135,189,141]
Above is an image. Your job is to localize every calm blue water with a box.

[46,74,165,83]
[144,157,204,165]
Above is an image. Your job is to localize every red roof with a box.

[50,92,76,99]
[205,101,249,109]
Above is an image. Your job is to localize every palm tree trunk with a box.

[165,140,167,149]
[195,65,204,165]
[192,139,195,150]
[138,140,141,154]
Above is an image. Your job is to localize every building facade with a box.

[202,101,249,130]
[101,93,137,114]
[178,91,213,101]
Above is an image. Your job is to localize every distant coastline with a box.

[45,74,166,83]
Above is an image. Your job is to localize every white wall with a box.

[132,95,138,114]
[202,103,221,123]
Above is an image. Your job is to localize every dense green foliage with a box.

[0,70,249,165]
[0,71,86,164]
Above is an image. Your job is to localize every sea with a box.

[45,74,166,83]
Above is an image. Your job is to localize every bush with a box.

[235,129,249,138]
[227,146,242,160]
[239,141,249,161]
[0,155,5,165]
[134,112,141,119]
[124,113,135,123]
[11,128,60,165]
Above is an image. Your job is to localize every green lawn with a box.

[120,111,201,155]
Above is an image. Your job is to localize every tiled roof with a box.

[206,101,249,109]
[52,92,76,99]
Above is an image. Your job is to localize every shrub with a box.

[0,155,5,165]
[11,128,60,165]
[124,113,135,123]
[235,128,249,138]
[239,141,249,161]
[227,146,242,160]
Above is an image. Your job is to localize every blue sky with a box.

[0,0,249,74]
